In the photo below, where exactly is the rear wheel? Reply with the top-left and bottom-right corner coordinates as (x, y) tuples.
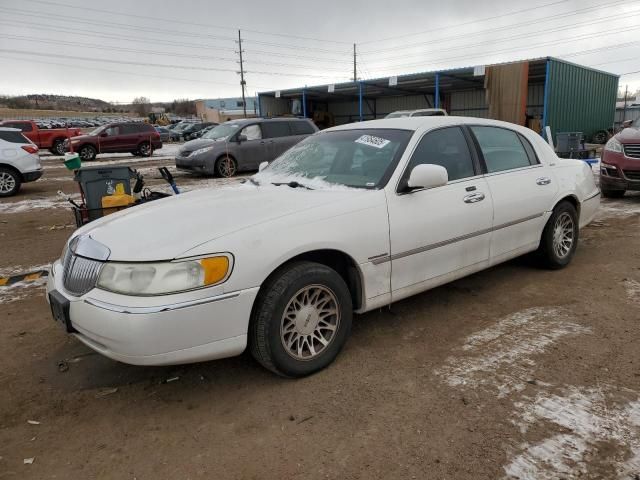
(0, 167), (21, 197)
(250, 261), (353, 377)
(78, 145), (96, 161)
(216, 155), (237, 177)
(138, 142), (152, 157)
(536, 201), (579, 269)
(601, 188), (625, 198)
(52, 139), (66, 155)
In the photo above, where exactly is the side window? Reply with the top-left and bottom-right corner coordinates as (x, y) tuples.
(518, 134), (539, 165)
(240, 124), (262, 141)
(105, 126), (119, 136)
(406, 127), (475, 182)
(470, 126), (531, 173)
(120, 125), (137, 134)
(262, 121), (291, 138)
(19, 122), (33, 132)
(290, 121), (315, 135)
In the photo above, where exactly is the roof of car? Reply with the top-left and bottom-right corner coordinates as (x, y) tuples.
(326, 116), (531, 133)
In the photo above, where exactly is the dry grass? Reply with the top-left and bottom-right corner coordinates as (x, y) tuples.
(0, 108), (133, 120)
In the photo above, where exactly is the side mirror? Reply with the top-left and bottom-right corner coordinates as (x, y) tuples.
(100, 132), (108, 137)
(258, 161), (268, 172)
(407, 164), (448, 190)
(237, 134), (247, 143)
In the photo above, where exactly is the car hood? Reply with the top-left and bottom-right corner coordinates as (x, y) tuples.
(181, 137), (226, 151)
(616, 127), (640, 143)
(69, 134), (94, 142)
(76, 184), (368, 261)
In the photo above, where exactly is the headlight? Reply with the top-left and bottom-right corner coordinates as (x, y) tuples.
(605, 138), (623, 153)
(96, 255), (232, 296)
(191, 146), (215, 156)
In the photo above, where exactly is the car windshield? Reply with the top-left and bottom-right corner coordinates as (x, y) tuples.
(254, 129), (412, 189)
(202, 123), (240, 140)
(89, 125), (107, 136)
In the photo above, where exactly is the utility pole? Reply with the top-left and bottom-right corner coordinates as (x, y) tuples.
(238, 29), (247, 118)
(623, 84), (628, 125)
(353, 43), (357, 82)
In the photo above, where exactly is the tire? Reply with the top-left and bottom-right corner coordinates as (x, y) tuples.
(216, 155), (237, 178)
(536, 201), (579, 269)
(78, 145), (96, 161)
(601, 188), (625, 199)
(52, 139), (66, 155)
(138, 142), (153, 157)
(0, 167), (21, 197)
(249, 261), (353, 378)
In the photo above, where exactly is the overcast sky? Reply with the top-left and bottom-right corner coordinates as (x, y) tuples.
(0, 0), (639, 103)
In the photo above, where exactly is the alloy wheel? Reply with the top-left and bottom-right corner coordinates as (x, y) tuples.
(280, 285), (340, 361)
(218, 157), (236, 177)
(552, 212), (574, 258)
(0, 171), (16, 194)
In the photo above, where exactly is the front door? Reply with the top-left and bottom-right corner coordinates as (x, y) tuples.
(386, 126), (494, 301)
(97, 125), (121, 153)
(468, 126), (559, 263)
(235, 123), (267, 171)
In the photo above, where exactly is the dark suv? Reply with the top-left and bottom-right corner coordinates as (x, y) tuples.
(600, 120), (640, 197)
(175, 118), (318, 177)
(67, 122), (162, 161)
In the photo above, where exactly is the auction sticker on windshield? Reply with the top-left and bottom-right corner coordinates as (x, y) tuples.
(355, 135), (390, 149)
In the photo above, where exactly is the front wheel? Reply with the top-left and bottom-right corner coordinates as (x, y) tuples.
(250, 261), (353, 377)
(52, 139), (66, 155)
(78, 145), (96, 161)
(536, 201), (579, 269)
(0, 167), (21, 197)
(216, 156), (237, 178)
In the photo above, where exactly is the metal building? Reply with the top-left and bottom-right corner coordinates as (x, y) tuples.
(258, 57), (618, 142)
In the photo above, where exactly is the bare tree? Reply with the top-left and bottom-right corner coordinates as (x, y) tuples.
(132, 96), (151, 116)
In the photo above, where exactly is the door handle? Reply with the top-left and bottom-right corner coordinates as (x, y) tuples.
(536, 177), (552, 185)
(463, 192), (485, 203)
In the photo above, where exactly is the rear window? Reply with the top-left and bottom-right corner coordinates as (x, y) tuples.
(2, 122), (32, 132)
(262, 121), (292, 138)
(290, 121), (316, 135)
(0, 130), (29, 143)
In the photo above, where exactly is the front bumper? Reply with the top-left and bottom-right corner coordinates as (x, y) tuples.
(600, 170), (640, 191)
(46, 259), (259, 366)
(175, 154), (212, 174)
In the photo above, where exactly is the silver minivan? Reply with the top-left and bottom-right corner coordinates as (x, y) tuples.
(175, 118), (318, 177)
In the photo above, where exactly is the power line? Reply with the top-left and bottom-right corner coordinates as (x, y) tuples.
(25, 0), (353, 45)
(0, 33), (351, 73)
(365, 24), (640, 74)
(0, 18), (354, 65)
(357, 0), (570, 45)
(0, 6), (352, 56)
(360, 0), (638, 57)
(365, 6), (640, 67)
(0, 48), (351, 80)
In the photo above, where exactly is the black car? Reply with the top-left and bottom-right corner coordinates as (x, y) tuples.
(182, 122), (218, 141)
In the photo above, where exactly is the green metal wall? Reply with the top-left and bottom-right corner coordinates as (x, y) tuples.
(545, 58), (618, 142)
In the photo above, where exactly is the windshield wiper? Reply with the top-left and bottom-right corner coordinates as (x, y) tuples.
(246, 177), (260, 186)
(271, 181), (314, 190)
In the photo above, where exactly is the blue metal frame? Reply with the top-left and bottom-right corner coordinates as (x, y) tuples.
(358, 81), (363, 121)
(435, 73), (440, 109)
(302, 89), (307, 118)
(542, 58), (551, 138)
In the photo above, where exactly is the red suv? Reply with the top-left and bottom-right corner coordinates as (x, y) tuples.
(600, 123), (640, 197)
(67, 122), (162, 161)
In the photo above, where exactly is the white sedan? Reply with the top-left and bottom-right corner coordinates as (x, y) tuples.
(46, 117), (600, 377)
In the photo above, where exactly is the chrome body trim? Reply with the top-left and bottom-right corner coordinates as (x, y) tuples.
(371, 212), (544, 265)
(84, 291), (241, 314)
(584, 190), (601, 201)
(73, 234), (111, 261)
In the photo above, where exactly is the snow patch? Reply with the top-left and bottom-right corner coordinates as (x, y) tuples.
(0, 276), (48, 304)
(0, 196), (72, 214)
(623, 278), (640, 304)
(0, 264), (51, 277)
(435, 307), (591, 397)
(505, 387), (640, 479)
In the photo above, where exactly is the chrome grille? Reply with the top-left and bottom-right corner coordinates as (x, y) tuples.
(623, 144), (640, 158)
(62, 254), (103, 296)
(624, 170), (640, 181)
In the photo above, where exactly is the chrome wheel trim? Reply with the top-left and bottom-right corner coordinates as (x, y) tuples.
(219, 157), (236, 177)
(80, 147), (93, 160)
(552, 212), (574, 258)
(280, 284), (340, 361)
(0, 171), (16, 194)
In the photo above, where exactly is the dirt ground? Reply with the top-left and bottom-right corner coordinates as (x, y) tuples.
(0, 149), (639, 479)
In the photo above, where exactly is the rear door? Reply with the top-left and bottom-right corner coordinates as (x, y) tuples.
(261, 121), (294, 158)
(468, 125), (558, 263)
